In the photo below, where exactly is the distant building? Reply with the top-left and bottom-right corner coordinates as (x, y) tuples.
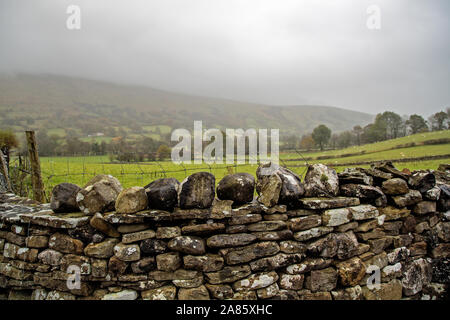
(88, 132), (105, 137)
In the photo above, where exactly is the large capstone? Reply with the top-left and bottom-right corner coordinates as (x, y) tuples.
(256, 163), (305, 208)
(144, 178), (180, 211)
(115, 187), (149, 214)
(255, 164), (282, 207)
(50, 183), (81, 213)
(304, 164), (339, 197)
(217, 173), (255, 205)
(178, 172), (215, 209)
(76, 175), (123, 215)
(276, 167), (305, 208)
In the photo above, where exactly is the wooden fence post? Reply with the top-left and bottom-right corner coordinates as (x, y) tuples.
(26, 131), (45, 202)
(0, 151), (12, 191)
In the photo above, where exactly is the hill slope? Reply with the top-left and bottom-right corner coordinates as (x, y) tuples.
(0, 73), (374, 137)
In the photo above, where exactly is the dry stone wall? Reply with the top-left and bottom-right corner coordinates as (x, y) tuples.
(0, 161), (449, 300)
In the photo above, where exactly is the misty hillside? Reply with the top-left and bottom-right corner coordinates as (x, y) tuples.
(0, 74), (374, 138)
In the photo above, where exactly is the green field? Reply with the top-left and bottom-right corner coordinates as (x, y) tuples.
(11, 130), (450, 200)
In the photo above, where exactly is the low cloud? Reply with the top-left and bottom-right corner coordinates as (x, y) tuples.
(0, 0), (448, 116)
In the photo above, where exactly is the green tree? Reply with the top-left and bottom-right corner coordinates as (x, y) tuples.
(376, 111), (404, 139)
(299, 134), (315, 150)
(353, 125), (363, 146)
(337, 131), (353, 148)
(312, 125), (331, 151)
(0, 130), (19, 167)
(282, 135), (299, 150)
(156, 144), (171, 160)
(406, 114), (428, 134)
(447, 108), (450, 128)
(429, 111), (448, 131)
(36, 130), (59, 156)
(329, 133), (339, 149)
(361, 124), (381, 144)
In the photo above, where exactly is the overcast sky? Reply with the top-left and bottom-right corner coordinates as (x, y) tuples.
(0, 0), (449, 116)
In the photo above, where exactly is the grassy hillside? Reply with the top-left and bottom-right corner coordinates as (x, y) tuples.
(0, 73), (374, 138)
(282, 130), (450, 159)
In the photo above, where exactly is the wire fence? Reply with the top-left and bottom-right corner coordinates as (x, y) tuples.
(8, 151), (312, 201)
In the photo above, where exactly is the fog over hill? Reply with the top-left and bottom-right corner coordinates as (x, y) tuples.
(0, 73), (374, 136)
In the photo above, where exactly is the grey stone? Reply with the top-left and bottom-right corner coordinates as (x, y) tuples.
(294, 227), (334, 242)
(76, 175), (123, 215)
(140, 239), (168, 255)
(84, 238), (120, 258)
(206, 233), (256, 248)
(338, 168), (373, 185)
(392, 190), (422, 207)
(178, 285), (210, 300)
(288, 215), (321, 231)
(122, 229), (156, 244)
(299, 197), (360, 210)
(50, 183), (81, 213)
(178, 172), (215, 209)
(249, 253), (304, 272)
(102, 290), (138, 300)
(305, 267), (338, 292)
(217, 173), (255, 204)
(233, 271), (278, 291)
(142, 285), (177, 300)
(156, 226), (181, 239)
(322, 208), (352, 227)
(408, 172), (436, 193)
(168, 236), (206, 255)
(382, 178), (409, 195)
(402, 258), (432, 296)
(183, 254), (224, 272)
(156, 252), (181, 272)
(256, 164), (282, 207)
(413, 201), (436, 215)
(304, 164), (339, 197)
(145, 178), (180, 211)
(340, 184), (385, 202)
(113, 243), (140, 261)
(225, 242), (280, 265)
(349, 204), (379, 220)
(115, 187), (148, 214)
(205, 265), (252, 284)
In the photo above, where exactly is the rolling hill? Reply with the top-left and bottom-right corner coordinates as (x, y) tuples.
(0, 73), (374, 138)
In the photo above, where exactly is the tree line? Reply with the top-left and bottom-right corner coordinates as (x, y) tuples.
(281, 109), (449, 151)
(1, 109), (448, 165)
(8, 130), (172, 162)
